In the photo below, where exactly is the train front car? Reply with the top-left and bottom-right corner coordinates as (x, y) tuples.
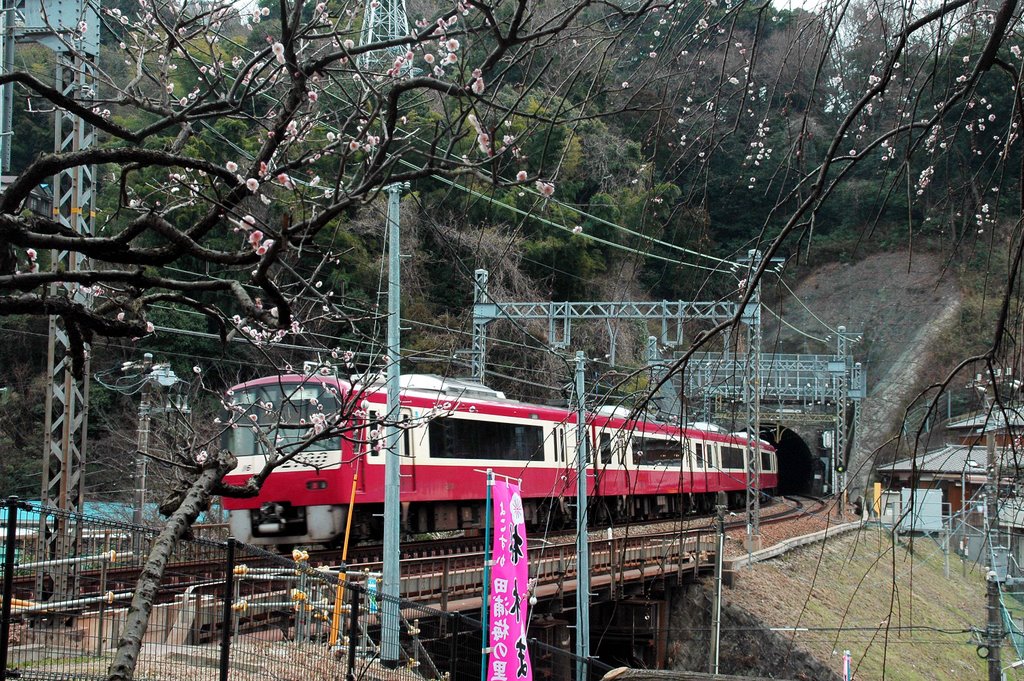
(219, 374), (355, 547)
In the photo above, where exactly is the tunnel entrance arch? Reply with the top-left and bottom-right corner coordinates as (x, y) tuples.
(764, 427), (815, 496)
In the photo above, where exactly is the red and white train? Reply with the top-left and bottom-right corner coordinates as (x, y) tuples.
(220, 372), (778, 547)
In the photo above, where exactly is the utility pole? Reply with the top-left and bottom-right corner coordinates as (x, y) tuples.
(574, 351), (590, 681)
(985, 425), (1002, 681)
(134, 353), (154, 526)
(969, 373), (1005, 681)
(381, 183), (404, 669)
(709, 494), (727, 675)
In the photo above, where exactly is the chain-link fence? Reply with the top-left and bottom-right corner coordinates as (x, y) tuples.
(2, 497), (607, 681)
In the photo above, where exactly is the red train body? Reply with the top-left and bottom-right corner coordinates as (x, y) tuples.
(220, 373), (778, 546)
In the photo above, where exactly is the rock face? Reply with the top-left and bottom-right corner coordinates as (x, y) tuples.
(665, 581), (841, 681)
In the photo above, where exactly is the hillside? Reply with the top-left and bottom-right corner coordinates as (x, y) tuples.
(723, 526), (997, 680)
(769, 251), (964, 499)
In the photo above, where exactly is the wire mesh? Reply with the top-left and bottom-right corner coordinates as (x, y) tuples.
(2, 498), (604, 681)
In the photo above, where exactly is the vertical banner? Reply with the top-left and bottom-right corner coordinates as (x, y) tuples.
(488, 480), (532, 681)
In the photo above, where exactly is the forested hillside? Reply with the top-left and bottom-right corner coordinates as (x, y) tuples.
(4, 0), (1024, 675)
(0, 0), (1020, 525)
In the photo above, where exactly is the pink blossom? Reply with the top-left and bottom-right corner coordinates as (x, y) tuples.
(446, 38), (460, 51)
(471, 78), (485, 94)
(308, 91), (318, 103)
(271, 42), (285, 64)
(276, 172), (293, 188)
(146, 321), (155, 333)
(572, 225), (583, 234)
(516, 170), (528, 181)
(424, 53), (435, 64)
(25, 248), (36, 261)
(226, 161), (238, 172)
(246, 178), (259, 192)
(116, 311), (126, 321)
(249, 230), (264, 246)
(535, 180), (555, 197)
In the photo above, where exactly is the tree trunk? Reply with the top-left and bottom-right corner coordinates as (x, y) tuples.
(106, 456), (234, 680)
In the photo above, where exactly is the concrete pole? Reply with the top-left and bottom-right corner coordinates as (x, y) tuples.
(381, 183), (403, 668)
(574, 352), (590, 681)
(985, 428), (1002, 681)
(134, 353), (153, 527)
(709, 500), (726, 675)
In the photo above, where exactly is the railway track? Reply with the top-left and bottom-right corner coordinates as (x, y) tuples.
(9, 497), (818, 608)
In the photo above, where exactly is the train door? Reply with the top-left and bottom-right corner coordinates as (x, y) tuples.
(400, 409), (415, 492)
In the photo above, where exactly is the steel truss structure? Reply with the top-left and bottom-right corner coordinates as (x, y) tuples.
(682, 334), (867, 495)
(358, 0), (411, 75)
(3, 0), (100, 599)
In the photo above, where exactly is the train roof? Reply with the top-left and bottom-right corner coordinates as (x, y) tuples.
(233, 373), (773, 447)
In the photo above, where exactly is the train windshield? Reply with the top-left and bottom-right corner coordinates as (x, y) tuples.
(222, 381), (342, 458)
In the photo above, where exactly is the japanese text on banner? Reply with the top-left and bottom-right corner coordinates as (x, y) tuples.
(488, 480), (532, 681)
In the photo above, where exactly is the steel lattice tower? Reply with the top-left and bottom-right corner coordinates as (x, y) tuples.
(7, 0), (100, 599)
(358, 0), (411, 75)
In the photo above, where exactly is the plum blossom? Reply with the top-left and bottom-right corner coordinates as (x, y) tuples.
(226, 161), (238, 172)
(271, 42), (285, 64)
(146, 321), (155, 333)
(246, 178), (260, 192)
(535, 180), (555, 197)
(516, 170), (528, 181)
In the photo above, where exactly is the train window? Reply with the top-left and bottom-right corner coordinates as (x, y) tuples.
(402, 413), (412, 458)
(599, 433), (612, 464)
(633, 437), (682, 465)
(554, 427), (566, 463)
(721, 446), (745, 470)
(694, 443), (704, 467)
(428, 417), (543, 461)
(761, 450), (772, 472)
(222, 383), (340, 457)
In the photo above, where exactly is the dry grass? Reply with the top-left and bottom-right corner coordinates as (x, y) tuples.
(725, 526), (1006, 680)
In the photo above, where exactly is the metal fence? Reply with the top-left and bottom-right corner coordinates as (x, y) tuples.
(1, 497), (606, 681)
